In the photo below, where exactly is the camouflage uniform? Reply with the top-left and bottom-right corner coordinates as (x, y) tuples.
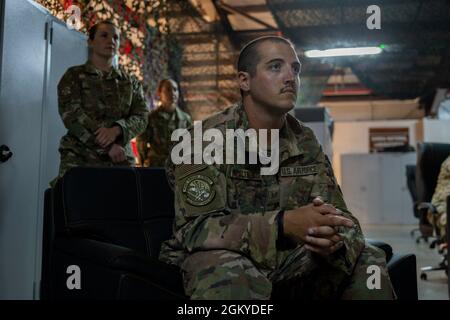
(159, 103), (395, 300)
(136, 106), (192, 167)
(53, 61), (148, 184)
(429, 155), (450, 238)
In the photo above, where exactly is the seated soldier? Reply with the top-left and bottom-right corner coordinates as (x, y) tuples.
(428, 155), (450, 246)
(159, 36), (396, 300)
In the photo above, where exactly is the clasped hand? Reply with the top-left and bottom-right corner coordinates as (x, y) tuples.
(95, 126), (121, 148)
(94, 126), (126, 163)
(107, 143), (126, 163)
(283, 197), (355, 257)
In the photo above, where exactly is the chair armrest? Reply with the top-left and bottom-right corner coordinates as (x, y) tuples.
(366, 238), (393, 263)
(54, 237), (185, 296)
(387, 253), (418, 300)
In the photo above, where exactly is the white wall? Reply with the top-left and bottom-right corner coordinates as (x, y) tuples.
(332, 120), (418, 184)
(423, 119), (450, 143)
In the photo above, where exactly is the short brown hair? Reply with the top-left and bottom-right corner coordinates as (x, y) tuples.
(237, 36), (295, 77)
(88, 20), (119, 40)
(157, 78), (177, 95)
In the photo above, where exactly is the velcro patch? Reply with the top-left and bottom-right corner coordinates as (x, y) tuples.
(280, 165), (318, 177)
(176, 163), (208, 180)
(182, 174), (215, 206)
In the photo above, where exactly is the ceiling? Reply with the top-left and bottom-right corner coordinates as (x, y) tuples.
(174, 0), (450, 115)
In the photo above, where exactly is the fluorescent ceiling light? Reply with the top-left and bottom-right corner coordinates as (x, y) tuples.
(305, 47), (383, 58)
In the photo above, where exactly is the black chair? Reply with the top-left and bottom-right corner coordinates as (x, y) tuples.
(40, 167), (186, 300)
(415, 142), (450, 280)
(41, 167), (417, 300)
(406, 164), (426, 242)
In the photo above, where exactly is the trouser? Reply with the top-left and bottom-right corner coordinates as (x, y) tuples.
(427, 211), (447, 239)
(180, 243), (396, 300)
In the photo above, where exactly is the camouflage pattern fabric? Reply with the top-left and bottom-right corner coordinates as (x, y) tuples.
(159, 102), (395, 300)
(429, 155), (450, 238)
(53, 61), (148, 185)
(181, 244), (394, 300)
(136, 106), (192, 167)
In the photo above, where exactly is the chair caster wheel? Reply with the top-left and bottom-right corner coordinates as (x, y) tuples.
(420, 273), (427, 280)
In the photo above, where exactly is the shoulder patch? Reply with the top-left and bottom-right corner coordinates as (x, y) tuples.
(182, 174), (215, 206)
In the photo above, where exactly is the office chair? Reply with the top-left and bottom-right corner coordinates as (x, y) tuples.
(40, 167), (186, 300)
(406, 164), (433, 243)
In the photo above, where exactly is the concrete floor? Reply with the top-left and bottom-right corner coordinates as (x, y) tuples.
(362, 224), (449, 300)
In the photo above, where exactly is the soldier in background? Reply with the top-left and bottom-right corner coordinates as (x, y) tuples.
(429, 155), (450, 242)
(52, 20), (148, 185)
(136, 79), (192, 167)
(159, 36), (396, 299)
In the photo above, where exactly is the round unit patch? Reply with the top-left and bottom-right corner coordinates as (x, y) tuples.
(182, 174), (216, 206)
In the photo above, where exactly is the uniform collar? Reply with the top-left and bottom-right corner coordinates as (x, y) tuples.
(155, 106), (181, 120)
(279, 114), (304, 163)
(84, 60), (122, 79)
(231, 102), (304, 163)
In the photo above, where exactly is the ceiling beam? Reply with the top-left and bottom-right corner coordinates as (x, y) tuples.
(279, 21), (450, 48)
(216, 0), (278, 30)
(226, 4), (269, 13)
(267, 0), (441, 11)
(212, 0), (240, 50)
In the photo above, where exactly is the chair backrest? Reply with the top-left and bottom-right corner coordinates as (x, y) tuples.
(416, 143), (450, 203)
(52, 167), (175, 257)
(406, 164), (418, 202)
(137, 168), (175, 257)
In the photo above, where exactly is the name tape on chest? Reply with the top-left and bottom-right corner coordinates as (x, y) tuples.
(230, 164), (319, 179)
(280, 165), (318, 177)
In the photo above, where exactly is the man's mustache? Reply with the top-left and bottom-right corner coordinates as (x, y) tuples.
(280, 85), (298, 93)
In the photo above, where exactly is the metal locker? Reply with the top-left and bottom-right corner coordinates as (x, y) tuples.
(0, 0), (87, 299)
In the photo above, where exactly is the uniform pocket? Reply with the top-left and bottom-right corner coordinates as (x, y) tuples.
(229, 177), (266, 214)
(118, 81), (133, 111)
(279, 175), (315, 210)
(80, 78), (103, 110)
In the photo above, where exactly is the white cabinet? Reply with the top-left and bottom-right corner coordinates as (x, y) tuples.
(341, 152), (417, 225)
(0, 0), (87, 299)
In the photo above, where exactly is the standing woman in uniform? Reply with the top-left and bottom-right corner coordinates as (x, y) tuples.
(136, 79), (192, 167)
(53, 20), (148, 185)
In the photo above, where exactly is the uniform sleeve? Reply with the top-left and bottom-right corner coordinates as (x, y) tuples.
(314, 148), (365, 276)
(166, 160), (280, 269)
(114, 77), (149, 144)
(58, 69), (98, 144)
(431, 157), (450, 215)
